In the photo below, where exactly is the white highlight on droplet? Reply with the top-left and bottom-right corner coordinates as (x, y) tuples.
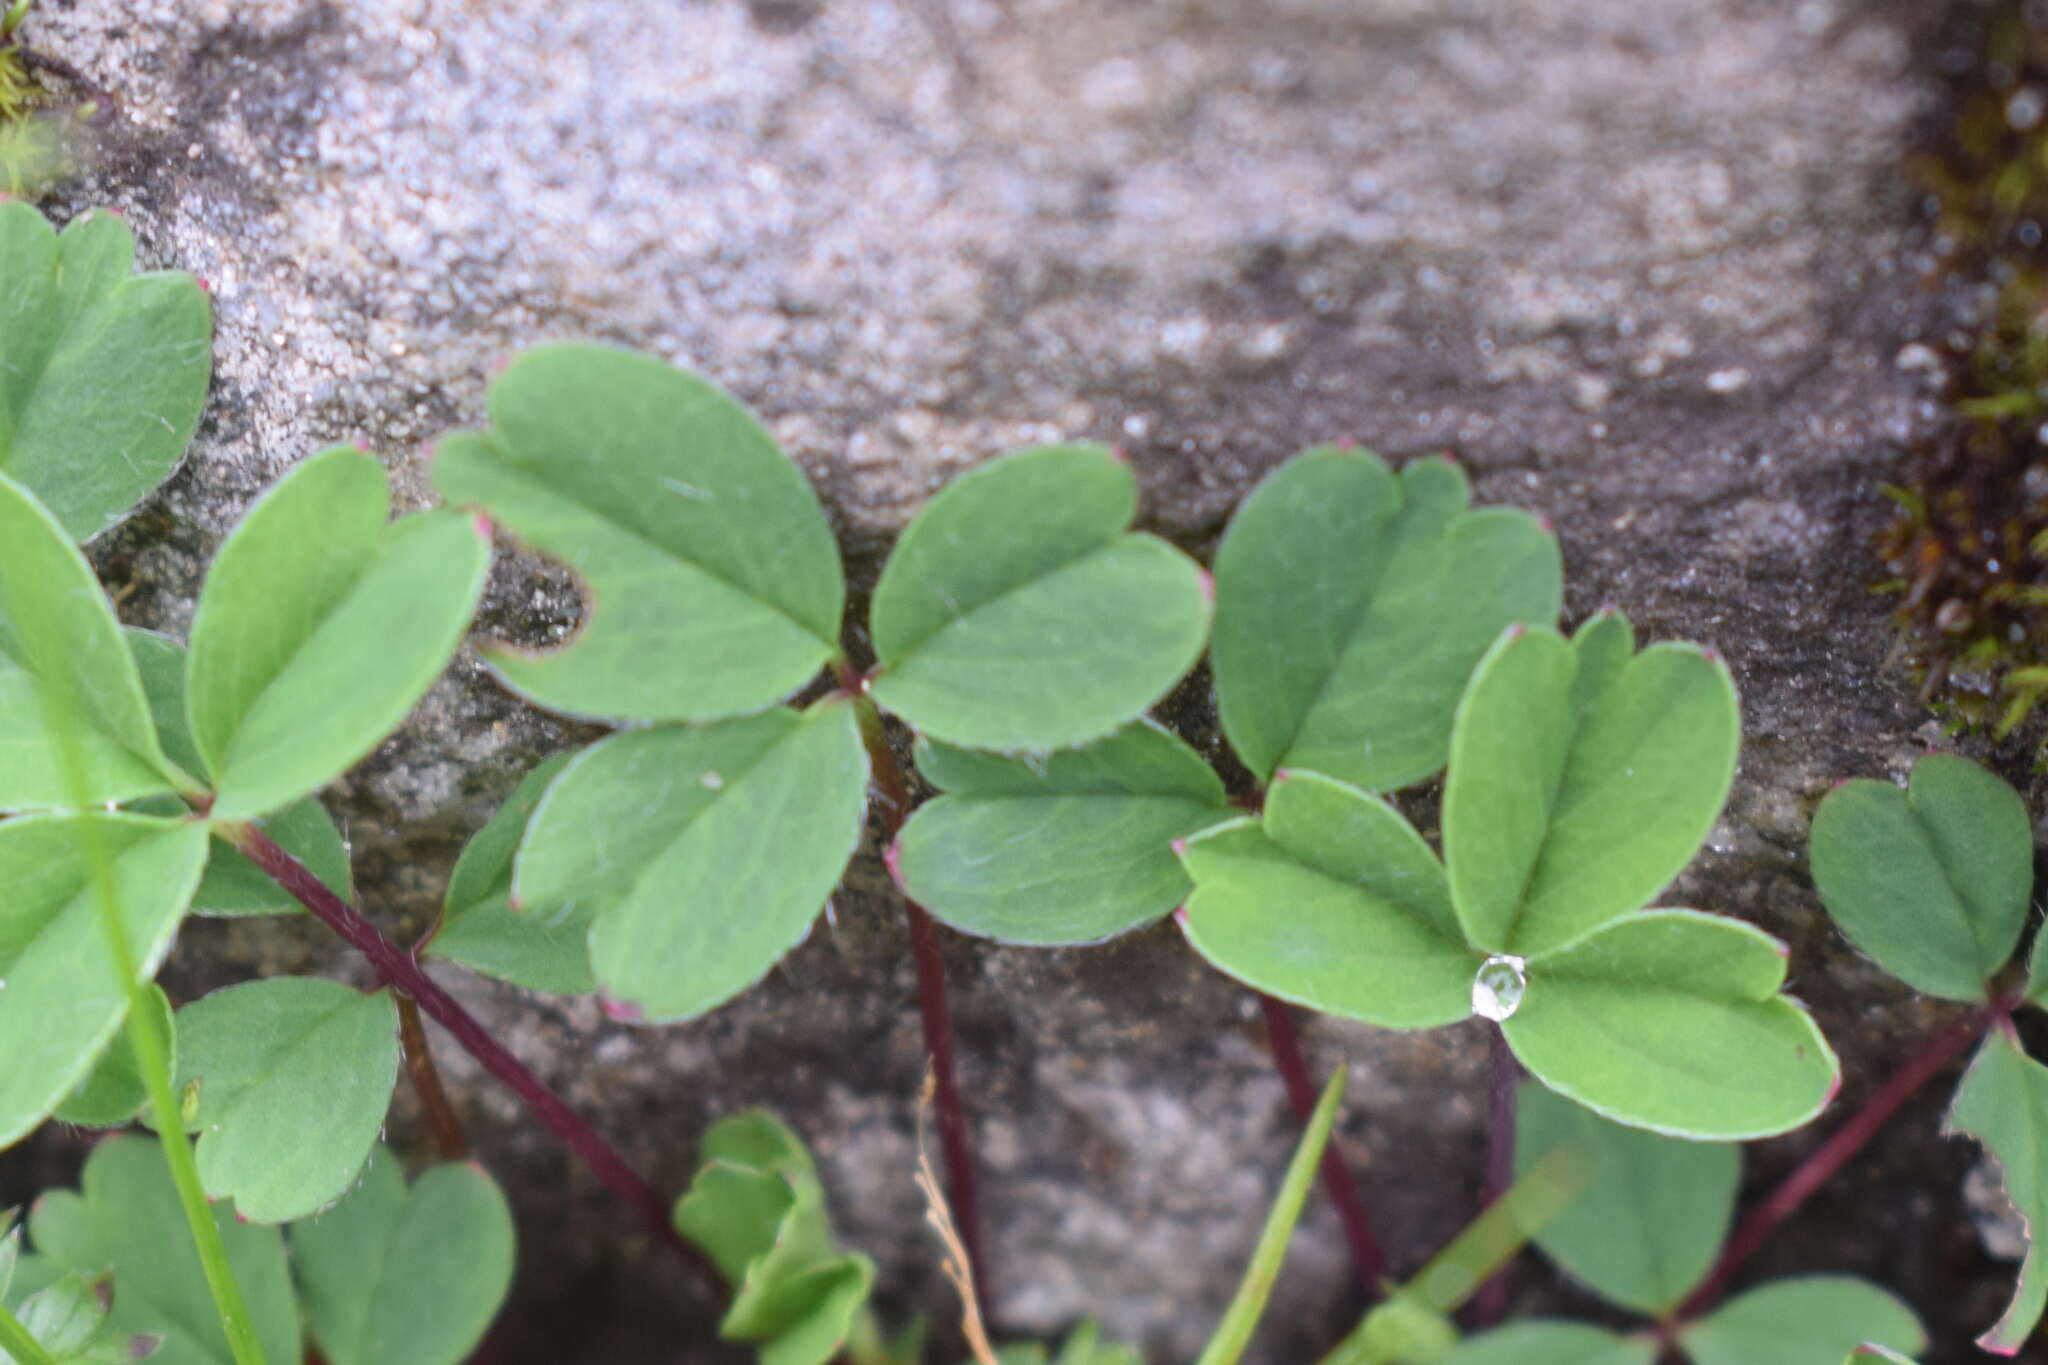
(1471, 954), (1528, 1022)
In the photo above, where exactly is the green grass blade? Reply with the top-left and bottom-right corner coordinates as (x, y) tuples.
(0, 1296), (57, 1365)
(1194, 1068), (1345, 1365)
(35, 669), (266, 1362)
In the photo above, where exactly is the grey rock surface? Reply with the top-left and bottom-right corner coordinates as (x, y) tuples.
(4, 0), (2015, 1359)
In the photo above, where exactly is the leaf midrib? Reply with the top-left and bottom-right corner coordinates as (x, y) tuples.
(878, 533), (1143, 672)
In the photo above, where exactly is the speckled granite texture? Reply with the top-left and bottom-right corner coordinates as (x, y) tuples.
(2, 0), (2023, 1360)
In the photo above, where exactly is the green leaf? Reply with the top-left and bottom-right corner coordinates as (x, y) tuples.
(1194, 1068), (1344, 1365)
(1443, 619), (1739, 957)
(1843, 1347), (1918, 1363)
(1177, 773), (1472, 1029)
(430, 343), (843, 722)
(1947, 1026), (2048, 1353)
(291, 1146), (515, 1365)
(1210, 449), (1561, 791)
(0, 203), (212, 542)
(675, 1113), (875, 1365)
(894, 720), (1231, 944)
(0, 815), (205, 1147)
(1324, 1294), (1458, 1365)
(1514, 1082), (1738, 1313)
(1679, 1277), (1926, 1365)
(24, 1136), (298, 1365)
(426, 754), (594, 994)
(1810, 755), (2032, 1003)
(14, 1269), (167, 1365)
(174, 977), (400, 1223)
(2028, 926), (2048, 1012)
(1434, 1323), (1653, 1365)
(0, 474), (191, 810)
(1050, 1322), (1142, 1365)
(516, 702), (868, 1021)
(1503, 910), (1838, 1139)
(186, 447), (489, 819)
(54, 984), (175, 1129)
(127, 628), (352, 916)
(868, 444), (1211, 751)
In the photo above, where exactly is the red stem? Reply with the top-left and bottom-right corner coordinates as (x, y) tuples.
(1258, 993), (1387, 1292)
(1471, 1024), (1519, 1326)
(396, 992), (470, 1161)
(225, 823), (723, 1299)
(848, 676), (988, 1306)
(1672, 1005), (1993, 1322)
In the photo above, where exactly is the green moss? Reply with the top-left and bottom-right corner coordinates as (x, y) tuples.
(1884, 1), (2048, 738)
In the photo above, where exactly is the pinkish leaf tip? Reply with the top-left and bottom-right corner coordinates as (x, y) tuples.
(600, 996), (646, 1024)
(884, 842), (906, 883)
(1170, 838), (1190, 858)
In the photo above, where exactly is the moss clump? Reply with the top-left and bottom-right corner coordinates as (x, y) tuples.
(1883, 1), (2048, 736)
(0, 2), (69, 197)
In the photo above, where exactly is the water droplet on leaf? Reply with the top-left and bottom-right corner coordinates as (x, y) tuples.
(1471, 955), (1527, 1022)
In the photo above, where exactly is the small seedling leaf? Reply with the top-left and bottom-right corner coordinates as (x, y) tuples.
(1946, 1026), (2048, 1353)
(1514, 1082), (1738, 1314)
(188, 447), (490, 820)
(0, 203), (213, 542)
(675, 1113), (875, 1365)
(1810, 755), (2032, 1003)
(290, 1145), (515, 1365)
(516, 702), (868, 1022)
(0, 815), (205, 1147)
(869, 444), (1211, 751)
(1210, 448), (1561, 790)
(54, 984), (175, 1129)
(1435, 1322), (1654, 1365)
(174, 977), (400, 1224)
(0, 474), (191, 809)
(24, 1136), (299, 1365)
(1503, 910), (1837, 1139)
(1177, 773), (1473, 1029)
(430, 344), (844, 722)
(896, 720), (1232, 944)
(1444, 621), (1739, 957)
(427, 753), (594, 994)
(127, 628), (351, 916)
(1677, 1277), (1926, 1365)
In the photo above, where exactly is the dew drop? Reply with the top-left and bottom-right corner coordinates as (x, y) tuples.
(1471, 955), (1528, 1022)
(699, 770), (725, 791)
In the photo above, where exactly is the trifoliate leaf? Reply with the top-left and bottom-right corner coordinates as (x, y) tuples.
(24, 1136), (299, 1365)
(1177, 773), (1472, 1029)
(869, 444), (1210, 751)
(1811, 755), (2032, 1003)
(1436, 1322), (1653, 1365)
(174, 977), (399, 1223)
(0, 474), (192, 810)
(0, 815), (205, 1147)
(515, 702), (868, 1021)
(1514, 1082), (1738, 1314)
(290, 1146), (515, 1365)
(126, 628), (352, 915)
(1210, 448), (1560, 791)
(895, 720), (1232, 944)
(1947, 1026), (2048, 1353)
(186, 447), (490, 820)
(426, 754), (594, 994)
(1678, 1277), (1926, 1365)
(1504, 910), (1837, 1140)
(54, 984), (175, 1129)
(1443, 617), (1738, 957)
(430, 344), (844, 723)
(0, 203), (212, 542)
